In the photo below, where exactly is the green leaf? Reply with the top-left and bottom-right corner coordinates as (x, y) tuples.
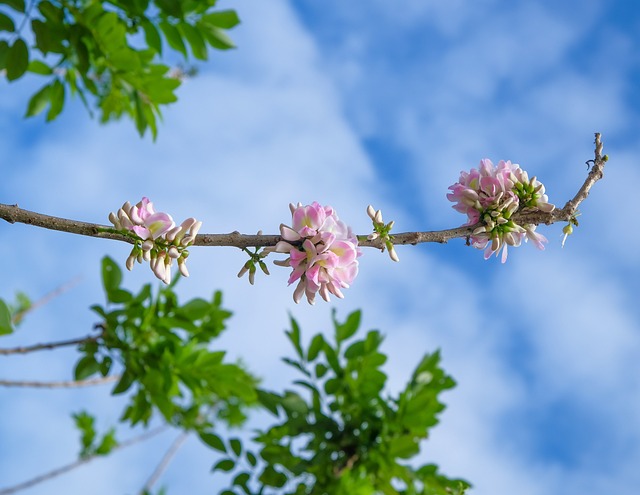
(0, 12), (15, 32)
(202, 10), (240, 29)
(229, 437), (242, 457)
(285, 316), (303, 359)
(178, 22), (207, 60)
(211, 458), (235, 473)
(101, 256), (122, 294)
(199, 432), (226, 453)
(25, 83), (51, 117)
(344, 340), (365, 359)
(0, 299), (14, 335)
(95, 428), (118, 455)
(27, 60), (53, 75)
(259, 466), (287, 488)
(142, 20), (162, 54)
(159, 20), (187, 57)
(5, 38), (28, 81)
(38, 1), (63, 24)
(46, 79), (65, 121)
(388, 435), (420, 459)
(307, 333), (324, 361)
(74, 355), (101, 380)
(0, 0), (25, 13)
(0, 40), (9, 70)
(335, 310), (361, 343)
(256, 389), (280, 416)
(112, 369), (135, 395)
(232, 472), (250, 488)
(198, 23), (236, 50)
(246, 451), (257, 467)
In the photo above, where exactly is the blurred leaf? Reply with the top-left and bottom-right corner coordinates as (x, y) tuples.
(0, 299), (14, 335)
(286, 316), (303, 359)
(142, 20), (162, 54)
(335, 309), (361, 343)
(178, 22), (207, 60)
(0, 40), (8, 70)
(202, 10), (240, 29)
(101, 256), (122, 294)
(0, 0), (24, 13)
(74, 355), (101, 380)
(229, 438), (242, 457)
(0, 12), (15, 32)
(25, 83), (52, 117)
(46, 79), (65, 121)
(159, 21), (187, 57)
(27, 60), (53, 75)
(199, 432), (226, 453)
(307, 334), (324, 362)
(198, 23), (235, 50)
(5, 38), (28, 81)
(212, 458), (235, 473)
(112, 369), (135, 395)
(95, 428), (118, 455)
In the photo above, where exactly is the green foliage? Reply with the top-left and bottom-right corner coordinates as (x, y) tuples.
(216, 311), (470, 495)
(82, 256), (258, 437)
(72, 410), (118, 458)
(0, 298), (14, 335)
(1, 0), (240, 138)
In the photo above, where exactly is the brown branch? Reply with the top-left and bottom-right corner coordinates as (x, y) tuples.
(140, 431), (189, 494)
(0, 375), (120, 388)
(0, 425), (168, 495)
(0, 331), (102, 356)
(0, 133), (607, 249)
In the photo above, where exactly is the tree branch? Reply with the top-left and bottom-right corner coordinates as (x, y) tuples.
(0, 426), (168, 495)
(0, 331), (102, 356)
(0, 133), (607, 249)
(139, 431), (190, 494)
(0, 375), (120, 388)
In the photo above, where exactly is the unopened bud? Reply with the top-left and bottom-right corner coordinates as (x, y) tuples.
(388, 244), (399, 262)
(126, 254), (135, 271)
(178, 258), (189, 277)
(374, 210), (383, 224)
(367, 205), (376, 220)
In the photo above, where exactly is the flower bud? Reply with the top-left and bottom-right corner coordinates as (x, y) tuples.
(367, 205), (376, 220)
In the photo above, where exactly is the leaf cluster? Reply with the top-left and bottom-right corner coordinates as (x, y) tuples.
(0, 0), (240, 138)
(72, 410), (118, 458)
(214, 311), (470, 495)
(77, 256), (257, 437)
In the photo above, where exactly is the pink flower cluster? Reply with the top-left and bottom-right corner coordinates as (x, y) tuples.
(109, 198), (201, 283)
(447, 159), (554, 262)
(273, 202), (359, 304)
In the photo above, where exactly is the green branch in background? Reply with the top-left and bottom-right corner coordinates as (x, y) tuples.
(0, 0), (240, 138)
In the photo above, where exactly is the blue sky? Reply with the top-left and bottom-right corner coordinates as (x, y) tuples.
(1, 0), (639, 494)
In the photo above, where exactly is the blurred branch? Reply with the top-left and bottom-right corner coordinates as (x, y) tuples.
(0, 133), (607, 249)
(0, 426), (168, 495)
(0, 375), (120, 388)
(140, 431), (190, 495)
(11, 277), (82, 325)
(0, 330), (102, 356)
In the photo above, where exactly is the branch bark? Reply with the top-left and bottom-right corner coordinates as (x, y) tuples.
(0, 133), (607, 250)
(0, 375), (120, 388)
(0, 332), (102, 356)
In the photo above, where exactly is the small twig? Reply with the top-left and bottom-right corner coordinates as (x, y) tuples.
(0, 331), (101, 356)
(0, 375), (120, 388)
(0, 425), (168, 495)
(140, 431), (190, 494)
(11, 276), (82, 325)
(0, 133), (608, 249)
